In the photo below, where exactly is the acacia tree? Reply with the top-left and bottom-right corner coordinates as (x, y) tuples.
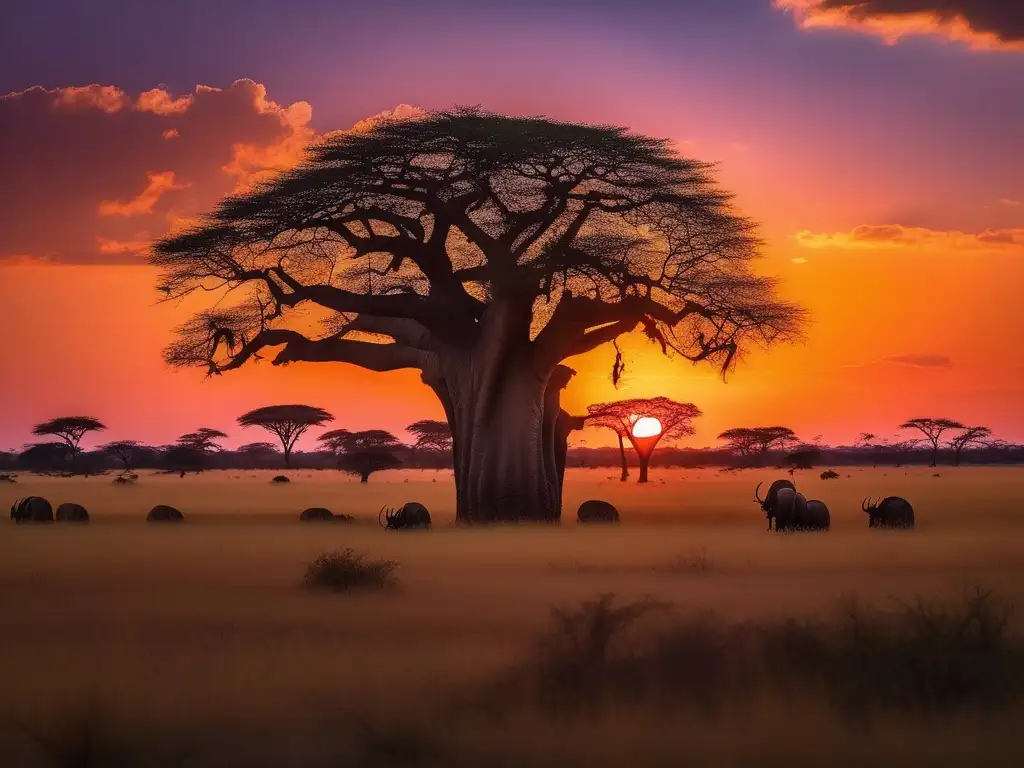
(406, 419), (453, 467)
(336, 429), (404, 482)
(100, 439), (146, 472)
(177, 428), (228, 453)
(586, 397), (702, 483)
(237, 405), (334, 467)
(947, 425), (992, 467)
(717, 427), (798, 458)
(19, 442), (71, 473)
(153, 108), (802, 522)
(238, 441), (281, 455)
(32, 416), (106, 458)
(317, 428), (352, 456)
(899, 418), (964, 467)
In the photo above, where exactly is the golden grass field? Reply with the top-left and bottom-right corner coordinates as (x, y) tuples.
(3, 466), (1024, 766)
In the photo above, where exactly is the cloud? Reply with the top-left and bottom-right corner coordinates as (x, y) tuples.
(794, 224), (1024, 252)
(791, 257), (808, 264)
(881, 354), (953, 368)
(1000, 198), (1021, 207)
(98, 171), (188, 216)
(0, 79), (316, 264)
(776, 1), (1024, 51)
(348, 103), (425, 134)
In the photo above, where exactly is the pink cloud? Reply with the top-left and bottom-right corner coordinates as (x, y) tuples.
(98, 171), (188, 216)
(795, 224), (1024, 251)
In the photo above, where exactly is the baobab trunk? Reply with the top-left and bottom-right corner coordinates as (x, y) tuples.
(638, 456), (650, 484)
(617, 433), (629, 482)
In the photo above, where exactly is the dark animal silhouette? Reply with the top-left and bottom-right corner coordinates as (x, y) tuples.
(112, 474), (138, 485)
(272, 475), (291, 484)
(380, 502), (431, 530)
(753, 480), (795, 530)
(11, 496), (53, 523)
(801, 499), (831, 531)
(771, 488), (809, 532)
(56, 503), (89, 522)
(577, 500), (620, 524)
(863, 496), (915, 529)
(299, 507), (334, 521)
(820, 470), (840, 480)
(147, 505), (184, 522)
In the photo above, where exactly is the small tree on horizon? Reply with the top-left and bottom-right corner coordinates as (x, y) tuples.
(238, 441), (281, 455)
(717, 426), (798, 461)
(336, 429), (404, 483)
(586, 397), (702, 483)
(406, 419), (453, 467)
(100, 439), (146, 472)
(18, 442), (72, 473)
(237, 405), (334, 467)
(947, 425), (993, 467)
(899, 418), (964, 467)
(177, 428), (228, 453)
(317, 429), (353, 456)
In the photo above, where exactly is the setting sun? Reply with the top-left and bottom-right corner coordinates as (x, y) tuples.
(631, 416), (663, 439)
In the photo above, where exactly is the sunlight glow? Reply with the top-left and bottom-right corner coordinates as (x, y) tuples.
(631, 416), (663, 439)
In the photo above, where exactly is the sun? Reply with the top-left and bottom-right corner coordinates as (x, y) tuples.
(631, 416), (663, 439)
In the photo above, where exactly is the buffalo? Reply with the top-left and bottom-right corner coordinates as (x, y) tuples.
(300, 507), (334, 522)
(577, 500), (620, 524)
(753, 480), (796, 530)
(801, 500), (831, 531)
(55, 503), (90, 522)
(11, 496), (54, 524)
(863, 496), (915, 529)
(380, 502), (431, 530)
(147, 505), (184, 522)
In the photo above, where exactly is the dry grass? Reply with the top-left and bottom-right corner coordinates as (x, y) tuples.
(2, 467), (1024, 765)
(303, 548), (398, 592)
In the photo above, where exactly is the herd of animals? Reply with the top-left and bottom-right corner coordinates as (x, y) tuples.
(8, 477), (914, 530)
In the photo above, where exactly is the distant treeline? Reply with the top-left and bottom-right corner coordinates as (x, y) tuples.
(2, 443), (1021, 476)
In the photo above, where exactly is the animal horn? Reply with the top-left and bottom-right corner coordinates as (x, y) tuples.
(861, 497), (869, 512)
(379, 505), (388, 528)
(754, 482), (763, 503)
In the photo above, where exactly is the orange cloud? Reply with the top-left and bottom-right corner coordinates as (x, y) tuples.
(162, 128), (180, 140)
(53, 84), (131, 112)
(794, 224), (1024, 251)
(98, 171), (188, 216)
(96, 237), (151, 256)
(348, 103), (426, 134)
(136, 88), (194, 115)
(776, 1), (1024, 51)
(1000, 198), (1021, 207)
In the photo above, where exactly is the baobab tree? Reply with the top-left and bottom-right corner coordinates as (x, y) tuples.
(32, 416), (106, 458)
(335, 430), (404, 482)
(899, 418), (964, 467)
(947, 425), (992, 467)
(153, 107), (803, 522)
(237, 405), (333, 467)
(717, 427), (798, 459)
(586, 397), (702, 482)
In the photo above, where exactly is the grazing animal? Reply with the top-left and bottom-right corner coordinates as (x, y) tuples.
(10, 496), (54, 524)
(577, 500), (620, 524)
(753, 480), (796, 530)
(299, 507), (334, 521)
(147, 505), (184, 522)
(56, 503), (89, 522)
(802, 500), (831, 531)
(820, 470), (840, 480)
(271, 475), (291, 484)
(380, 502), (431, 530)
(862, 496), (915, 529)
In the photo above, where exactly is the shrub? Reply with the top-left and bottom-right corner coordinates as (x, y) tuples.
(302, 549), (398, 592)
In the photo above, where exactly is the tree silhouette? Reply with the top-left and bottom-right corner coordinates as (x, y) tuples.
(947, 425), (992, 467)
(586, 397), (702, 483)
(153, 107), (803, 522)
(100, 439), (146, 471)
(32, 416), (106, 457)
(406, 419), (453, 468)
(717, 426), (798, 458)
(176, 428), (228, 453)
(317, 429), (353, 456)
(335, 429), (404, 483)
(237, 405), (333, 467)
(238, 441), (281, 456)
(19, 442), (71, 473)
(162, 444), (208, 473)
(899, 418), (964, 467)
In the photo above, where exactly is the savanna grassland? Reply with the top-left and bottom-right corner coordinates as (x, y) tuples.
(3, 466), (1024, 766)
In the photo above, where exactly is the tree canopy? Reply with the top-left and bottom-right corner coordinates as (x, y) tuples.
(151, 107), (804, 522)
(947, 425), (993, 466)
(586, 396), (702, 482)
(100, 439), (147, 471)
(335, 429), (404, 482)
(32, 416), (106, 453)
(899, 418), (964, 467)
(717, 426), (798, 456)
(177, 428), (228, 453)
(406, 419), (453, 453)
(237, 404), (333, 466)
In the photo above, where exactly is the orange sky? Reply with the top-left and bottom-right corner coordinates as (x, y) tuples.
(2, 2), (1023, 451)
